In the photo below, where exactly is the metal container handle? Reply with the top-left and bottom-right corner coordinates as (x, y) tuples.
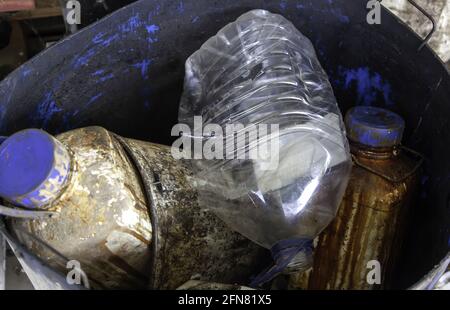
(406, 0), (436, 51)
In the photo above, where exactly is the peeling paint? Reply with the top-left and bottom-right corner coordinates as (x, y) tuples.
(132, 59), (152, 79)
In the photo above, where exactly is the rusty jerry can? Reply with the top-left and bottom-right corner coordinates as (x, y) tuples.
(289, 106), (423, 290)
(0, 126), (264, 289)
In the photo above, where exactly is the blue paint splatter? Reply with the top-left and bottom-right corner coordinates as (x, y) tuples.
(191, 16), (199, 24)
(146, 24), (160, 43)
(92, 32), (119, 47)
(296, 3), (305, 9)
(92, 69), (105, 76)
(92, 70), (114, 83)
(132, 59), (152, 79)
(146, 24), (159, 34)
(98, 33), (120, 47)
(34, 92), (62, 128)
(120, 14), (142, 33)
(22, 68), (32, 78)
(73, 49), (96, 69)
(98, 73), (114, 83)
(92, 32), (105, 43)
(85, 93), (103, 107)
(338, 66), (394, 106)
(280, 0), (287, 10)
(177, 1), (185, 14)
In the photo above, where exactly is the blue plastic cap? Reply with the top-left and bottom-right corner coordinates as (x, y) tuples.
(345, 106), (405, 148)
(0, 129), (71, 209)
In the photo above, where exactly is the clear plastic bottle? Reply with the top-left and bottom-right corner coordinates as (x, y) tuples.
(179, 10), (352, 285)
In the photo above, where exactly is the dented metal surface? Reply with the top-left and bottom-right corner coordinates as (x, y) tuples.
(290, 144), (421, 290)
(7, 127), (265, 289)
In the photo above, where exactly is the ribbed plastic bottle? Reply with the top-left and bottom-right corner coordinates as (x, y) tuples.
(179, 9), (352, 287)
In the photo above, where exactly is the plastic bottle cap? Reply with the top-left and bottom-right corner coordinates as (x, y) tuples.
(345, 106), (405, 148)
(0, 129), (71, 209)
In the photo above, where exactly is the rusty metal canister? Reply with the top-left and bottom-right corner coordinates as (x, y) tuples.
(289, 106), (422, 290)
(1, 126), (264, 289)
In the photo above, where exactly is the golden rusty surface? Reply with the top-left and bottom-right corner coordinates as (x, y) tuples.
(9, 127), (152, 289)
(290, 148), (420, 290)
